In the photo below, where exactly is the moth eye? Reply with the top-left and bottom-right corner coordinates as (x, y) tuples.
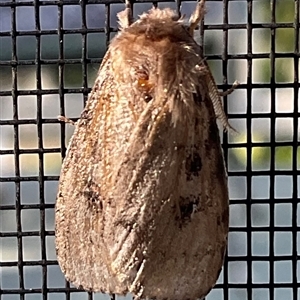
(137, 74), (154, 102)
(144, 93), (153, 103)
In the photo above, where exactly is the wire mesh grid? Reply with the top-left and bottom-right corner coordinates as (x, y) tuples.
(0, 0), (299, 299)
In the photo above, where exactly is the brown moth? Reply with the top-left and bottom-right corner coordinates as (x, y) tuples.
(55, 0), (236, 299)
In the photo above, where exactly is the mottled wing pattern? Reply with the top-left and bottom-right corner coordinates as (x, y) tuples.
(101, 89), (229, 300)
(55, 50), (140, 292)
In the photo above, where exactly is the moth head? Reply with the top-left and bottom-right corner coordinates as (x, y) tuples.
(111, 5), (207, 110)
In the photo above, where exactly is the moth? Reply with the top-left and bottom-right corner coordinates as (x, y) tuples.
(55, 0), (236, 299)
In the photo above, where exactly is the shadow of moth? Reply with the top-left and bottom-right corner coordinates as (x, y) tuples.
(55, 0), (236, 299)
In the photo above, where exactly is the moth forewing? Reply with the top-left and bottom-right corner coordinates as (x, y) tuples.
(55, 1), (231, 299)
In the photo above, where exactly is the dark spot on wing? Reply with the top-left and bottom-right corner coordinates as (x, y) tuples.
(82, 181), (103, 212)
(185, 151), (202, 181)
(177, 195), (200, 223)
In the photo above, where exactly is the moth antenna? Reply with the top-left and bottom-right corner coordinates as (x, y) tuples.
(117, 0), (133, 29)
(206, 72), (237, 133)
(189, 0), (206, 37)
(219, 80), (239, 97)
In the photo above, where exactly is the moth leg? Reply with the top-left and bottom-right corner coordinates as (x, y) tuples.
(117, 0), (133, 29)
(219, 80), (239, 97)
(57, 115), (75, 125)
(189, 0), (206, 37)
(109, 294), (116, 300)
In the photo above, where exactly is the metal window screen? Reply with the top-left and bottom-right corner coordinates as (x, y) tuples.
(0, 0), (299, 299)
